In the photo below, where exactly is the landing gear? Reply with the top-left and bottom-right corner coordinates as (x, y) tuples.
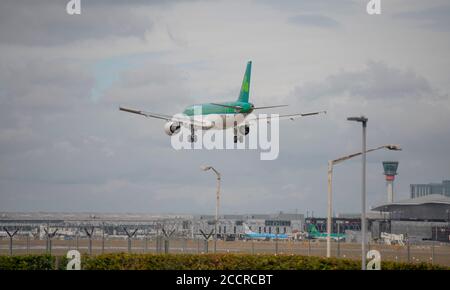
(233, 135), (244, 143)
(188, 125), (197, 143)
(188, 135), (197, 143)
(233, 122), (244, 143)
(233, 121), (238, 143)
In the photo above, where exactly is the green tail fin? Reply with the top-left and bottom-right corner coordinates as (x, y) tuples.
(308, 224), (319, 233)
(237, 61), (252, 103)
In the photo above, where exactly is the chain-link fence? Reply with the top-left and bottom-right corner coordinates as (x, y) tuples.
(1, 236), (449, 267)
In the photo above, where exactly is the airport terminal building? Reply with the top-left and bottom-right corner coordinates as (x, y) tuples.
(0, 212), (305, 241)
(193, 212), (304, 239)
(371, 194), (450, 242)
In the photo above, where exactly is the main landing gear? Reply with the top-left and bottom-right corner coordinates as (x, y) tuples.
(233, 122), (244, 143)
(188, 125), (197, 143)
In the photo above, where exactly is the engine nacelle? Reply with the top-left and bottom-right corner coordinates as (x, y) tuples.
(164, 121), (181, 136)
(238, 124), (250, 136)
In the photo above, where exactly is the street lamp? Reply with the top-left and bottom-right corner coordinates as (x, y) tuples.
(201, 165), (221, 253)
(347, 116), (368, 270)
(327, 136), (401, 269)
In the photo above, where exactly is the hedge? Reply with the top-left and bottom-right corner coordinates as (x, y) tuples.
(0, 253), (448, 270)
(0, 255), (55, 270)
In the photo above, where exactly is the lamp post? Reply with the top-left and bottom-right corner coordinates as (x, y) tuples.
(201, 165), (221, 253)
(326, 143), (401, 259)
(347, 116), (369, 269)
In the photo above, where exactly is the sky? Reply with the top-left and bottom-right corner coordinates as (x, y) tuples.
(0, 0), (449, 216)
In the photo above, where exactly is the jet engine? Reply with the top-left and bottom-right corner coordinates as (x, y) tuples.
(164, 121), (181, 136)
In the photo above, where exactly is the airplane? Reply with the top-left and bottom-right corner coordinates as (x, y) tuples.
(119, 61), (326, 143)
(306, 223), (345, 241)
(242, 223), (289, 240)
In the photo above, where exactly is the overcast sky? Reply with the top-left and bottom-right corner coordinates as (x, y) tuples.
(0, 0), (449, 216)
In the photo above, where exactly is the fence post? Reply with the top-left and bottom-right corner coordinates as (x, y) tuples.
(9, 236), (13, 256)
(44, 227), (58, 256)
(4, 228), (19, 256)
(407, 238), (410, 263)
(164, 239), (169, 254)
(84, 227), (94, 255)
(337, 222), (341, 257)
(199, 229), (214, 253)
(204, 239), (209, 253)
(161, 227), (176, 254)
(337, 238), (340, 257)
(431, 243), (434, 265)
(123, 227), (138, 254)
(26, 234), (30, 254)
(275, 228), (279, 254)
(102, 224), (105, 254)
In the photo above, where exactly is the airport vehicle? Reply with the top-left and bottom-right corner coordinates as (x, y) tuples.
(242, 223), (289, 240)
(120, 61), (326, 142)
(381, 232), (405, 246)
(306, 224), (345, 241)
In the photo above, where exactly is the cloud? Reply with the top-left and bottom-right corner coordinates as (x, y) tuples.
(259, 0), (357, 13)
(0, 58), (95, 111)
(103, 59), (194, 112)
(395, 5), (450, 32)
(291, 62), (434, 101)
(0, 0), (154, 46)
(288, 14), (340, 28)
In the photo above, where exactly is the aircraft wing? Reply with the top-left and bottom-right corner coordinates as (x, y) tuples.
(244, 110), (327, 123)
(119, 106), (213, 129)
(119, 107), (173, 121)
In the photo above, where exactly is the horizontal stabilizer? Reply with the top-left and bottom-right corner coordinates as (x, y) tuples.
(210, 103), (243, 111)
(252, 104), (288, 110)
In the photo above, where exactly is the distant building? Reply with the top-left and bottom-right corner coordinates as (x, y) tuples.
(372, 194), (450, 221)
(371, 194), (450, 241)
(194, 213), (304, 238)
(410, 180), (450, 198)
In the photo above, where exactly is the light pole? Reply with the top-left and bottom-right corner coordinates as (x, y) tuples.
(347, 116), (369, 269)
(326, 143), (401, 258)
(201, 165), (221, 253)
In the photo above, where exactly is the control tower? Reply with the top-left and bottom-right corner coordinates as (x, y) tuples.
(382, 161), (399, 203)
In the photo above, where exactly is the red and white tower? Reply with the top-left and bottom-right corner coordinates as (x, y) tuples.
(382, 161), (399, 203)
